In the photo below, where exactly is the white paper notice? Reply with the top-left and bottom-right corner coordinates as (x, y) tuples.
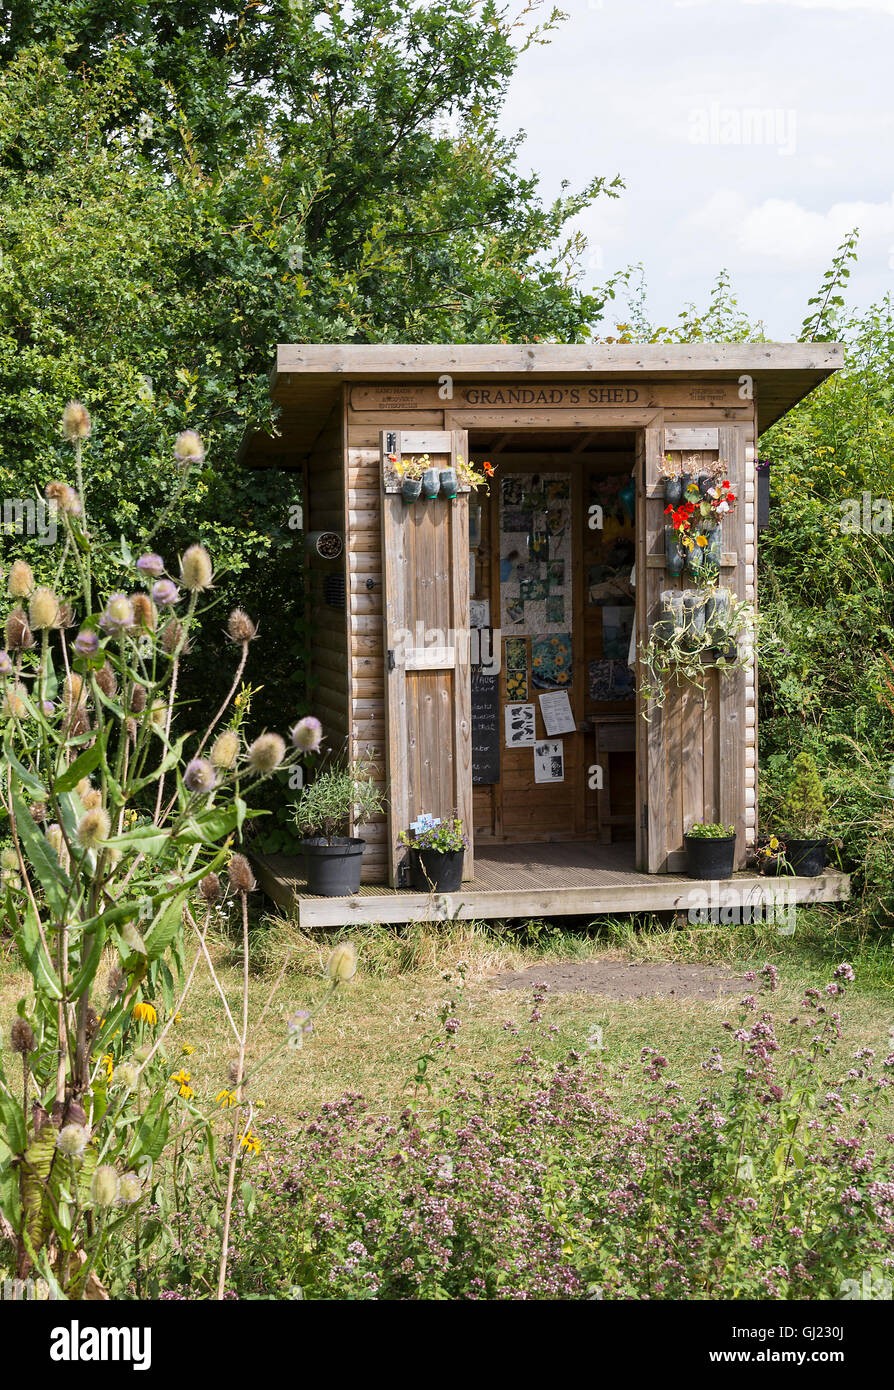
(505, 703), (536, 747)
(538, 690), (576, 737)
(534, 739), (564, 783)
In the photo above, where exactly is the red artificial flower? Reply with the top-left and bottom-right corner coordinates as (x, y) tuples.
(483, 461), (494, 476)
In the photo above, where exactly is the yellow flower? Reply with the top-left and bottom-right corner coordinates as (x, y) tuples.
(695, 534), (708, 548)
(769, 836), (779, 850)
(178, 1084), (194, 1100)
(172, 1011), (183, 1024)
(170, 1068), (191, 1087)
(132, 1002), (157, 1025)
(216, 1089), (238, 1108)
(240, 1130), (261, 1156)
(101, 1053), (114, 1082)
(182, 1043), (195, 1055)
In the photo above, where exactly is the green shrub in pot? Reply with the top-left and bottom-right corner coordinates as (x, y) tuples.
(684, 821), (737, 879)
(399, 812), (468, 892)
(290, 760), (385, 895)
(777, 753), (830, 876)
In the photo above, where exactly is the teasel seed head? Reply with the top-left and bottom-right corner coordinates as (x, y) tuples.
(130, 593), (157, 630)
(210, 729), (240, 769)
(179, 544), (214, 593)
(7, 559), (34, 599)
(174, 429), (205, 466)
(61, 400), (92, 441)
(0, 650), (11, 675)
(101, 592), (134, 632)
(95, 664), (117, 698)
(183, 757), (216, 794)
(108, 966), (127, 999)
(91, 1164), (120, 1208)
(45, 481), (81, 515)
(73, 628), (99, 657)
(5, 606), (35, 651)
(290, 715), (323, 753)
(247, 732), (286, 776)
(29, 801), (47, 823)
(126, 716), (137, 741)
(85, 1006), (100, 1042)
(29, 586), (61, 631)
(57, 600), (75, 629)
(57, 1123), (90, 1158)
(118, 1172), (143, 1205)
(11, 1017), (35, 1053)
(227, 608), (256, 643)
(152, 578), (179, 607)
(114, 1064), (139, 1093)
(77, 807), (112, 849)
(63, 673), (85, 709)
(1, 847), (18, 873)
(1, 682), (28, 719)
(227, 853), (256, 894)
(148, 698), (167, 731)
(160, 618), (189, 655)
(130, 683), (147, 713)
(66, 705), (91, 737)
(326, 941), (358, 984)
(82, 788), (102, 811)
(136, 553), (165, 579)
(200, 871), (221, 903)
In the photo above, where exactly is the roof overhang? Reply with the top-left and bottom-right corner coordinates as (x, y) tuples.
(240, 342), (845, 466)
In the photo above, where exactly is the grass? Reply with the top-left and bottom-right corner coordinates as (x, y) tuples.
(3, 904), (891, 1127)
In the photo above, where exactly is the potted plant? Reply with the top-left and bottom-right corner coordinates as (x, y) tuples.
(777, 752), (829, 876)
(664, 524), (685, 576)
(659, 454), (682, 506)
(751, 835), (791, 876)
(456, 455), (496, 494)
(684, 821), (737, 879)
(419, 453), (441, 499)
(399, 812), (468, 891)
(439, 464), (458, 499)
(397, 454), (425, 503)
(290, 760), (385, 895)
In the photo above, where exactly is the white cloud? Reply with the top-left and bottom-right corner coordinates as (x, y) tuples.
(676, 0), (894, 11)
(681, 191), (894, 267)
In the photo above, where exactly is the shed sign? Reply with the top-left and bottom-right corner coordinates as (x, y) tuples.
(351, 381), (736, 411)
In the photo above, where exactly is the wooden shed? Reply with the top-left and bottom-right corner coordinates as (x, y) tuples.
(242, 344), (851, 927)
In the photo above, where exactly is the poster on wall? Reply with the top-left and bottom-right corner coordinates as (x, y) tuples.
(538, 690), (576, 737)
(533, 739), (565, 784)
(499, 472), (573, 636)
(504, 703), (536, 748)
(469, 598), (490, 628)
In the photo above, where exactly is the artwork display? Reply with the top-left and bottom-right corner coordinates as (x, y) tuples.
(533, 739), (565, 784)
(469, 598), (490, 629)
(499, 472), (573, 636)
(531, 632), (572, 689)
(505, 637), (527, 670)
(505, 703), (536, 747)
(505, 668), (528, 701)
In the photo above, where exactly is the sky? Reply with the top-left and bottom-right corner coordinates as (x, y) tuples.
(499, 0), (894, 339)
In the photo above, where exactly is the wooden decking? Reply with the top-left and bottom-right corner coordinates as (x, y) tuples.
(251, 841), (850, 929)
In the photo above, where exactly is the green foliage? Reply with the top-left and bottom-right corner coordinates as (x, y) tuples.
(685, 822), (735, 840)
(290, 761), (385, 843)
(398, 813), (468, 852)
(778, 752), (829, 837)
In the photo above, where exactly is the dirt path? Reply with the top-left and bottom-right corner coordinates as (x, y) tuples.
(489, 959), (750, 1001)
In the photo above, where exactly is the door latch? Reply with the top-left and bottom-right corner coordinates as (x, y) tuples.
(387, 649), (395, 671)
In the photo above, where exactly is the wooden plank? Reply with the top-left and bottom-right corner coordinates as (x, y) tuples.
(664, 427), (720, 450)
(718, 425), (748, 866)
(451, 429), (473, 876)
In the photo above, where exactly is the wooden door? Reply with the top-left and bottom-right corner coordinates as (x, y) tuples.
(635, 424), (748, 872)
(380, 429), (473, 885)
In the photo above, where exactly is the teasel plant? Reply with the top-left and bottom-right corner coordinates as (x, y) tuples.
(0, 405), (350, 1299)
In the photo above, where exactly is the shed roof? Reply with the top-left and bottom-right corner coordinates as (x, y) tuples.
(241, 342), (844, 465)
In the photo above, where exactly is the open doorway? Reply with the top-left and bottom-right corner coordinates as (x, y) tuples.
(467, 428), (638, 849)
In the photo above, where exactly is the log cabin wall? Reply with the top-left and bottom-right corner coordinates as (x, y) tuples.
(306, 401), (349, 760)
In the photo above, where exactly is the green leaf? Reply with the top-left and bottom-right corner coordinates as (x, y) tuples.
(11, 783), (70, 919)
(3, 737), (46, 798)
(69, 925), (106, 998)
(53, 736), (107, 794)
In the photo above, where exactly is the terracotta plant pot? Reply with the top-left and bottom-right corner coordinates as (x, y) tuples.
(685, 834), (736, 880)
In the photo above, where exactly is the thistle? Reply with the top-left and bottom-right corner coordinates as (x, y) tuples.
(210, 730), (240, 769)
(174, 429), (205, 466)
(247, 732), (285, 775)
(76, 808), (112, 849)
(136, 553), (165, 578)
(228, 853), (256, 894)
(152, 579), (179, 607)
(28, 586), (61, 631)
(101, 593), (135, 631)
(227, 608), (256, 643)
(183, 758), (216, 794)
(61, 400), (91, 440)
(179, 544), (214, 593)
(5, 607), (35, 651)
(7, 559), (34, 598)
(291, 715), (323, 752)
(73, 629), (99, 657)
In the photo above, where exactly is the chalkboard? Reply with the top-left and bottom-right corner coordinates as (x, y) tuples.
(471, 653), (500, 785)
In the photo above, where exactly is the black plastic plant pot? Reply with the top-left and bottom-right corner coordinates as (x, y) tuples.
(784, 838), (828, 877)
(408, 847), (464, 892)
(422, 467), (441, 499)
(439, 467), (458, 499)
(663, 476), (683, 506)
(684, 834), (736, 880)
(301, 837), (366, 896)
(401, 477), (422, 503)
(664, 525), (685, 577)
